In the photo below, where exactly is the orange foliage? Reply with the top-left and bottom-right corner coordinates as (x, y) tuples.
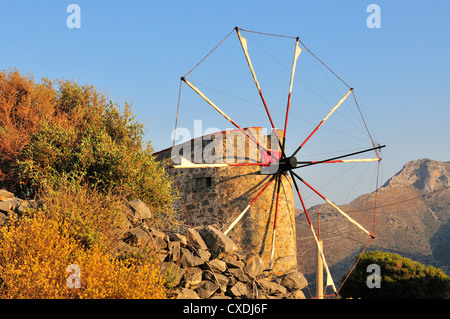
(0, 70), (55, 178)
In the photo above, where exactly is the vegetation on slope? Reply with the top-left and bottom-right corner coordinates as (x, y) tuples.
(340, 250), (450, 299)
(0, 69), (176, 298)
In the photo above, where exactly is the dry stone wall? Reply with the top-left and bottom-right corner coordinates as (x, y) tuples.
(113, 200), (307, 299)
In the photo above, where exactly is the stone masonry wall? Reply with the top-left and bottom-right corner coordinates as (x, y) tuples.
(155, 127), (297, 273)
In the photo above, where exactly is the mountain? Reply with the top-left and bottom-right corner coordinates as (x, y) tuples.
(295, 158), (450, 297)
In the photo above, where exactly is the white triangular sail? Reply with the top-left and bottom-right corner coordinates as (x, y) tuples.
(310, 224), (337, 294)
(172, 157), (228, 168)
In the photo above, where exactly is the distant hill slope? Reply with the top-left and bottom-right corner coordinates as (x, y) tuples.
(295, 158), (450, 296)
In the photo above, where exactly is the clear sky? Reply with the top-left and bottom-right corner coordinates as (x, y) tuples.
(1, 1), (449, 207)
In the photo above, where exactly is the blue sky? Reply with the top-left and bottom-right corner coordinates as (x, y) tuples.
(1, 1), (449, 206)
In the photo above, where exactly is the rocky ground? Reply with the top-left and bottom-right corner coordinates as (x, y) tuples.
(113, 200), (308, 299)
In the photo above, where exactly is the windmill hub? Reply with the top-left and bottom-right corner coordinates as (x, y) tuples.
(280, 156), (297, 172)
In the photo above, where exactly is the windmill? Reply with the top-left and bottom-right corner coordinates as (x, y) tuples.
(166, 27), (385, 297)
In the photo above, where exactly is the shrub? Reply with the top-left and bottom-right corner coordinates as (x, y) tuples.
(35, 174), (127, 249)
(0, 69), (176, 298)
(0, 70), (57, 183)
(0, 69), (176, 229)
(340, 250), (450, 299)
(0, 211), (167, 299)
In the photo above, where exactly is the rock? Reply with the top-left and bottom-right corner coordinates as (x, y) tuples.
(227, 281), (248, 298)
(167, 240), (181, 261)
(116, 209), (133, 234)
(183, 267), (203, 288)
(0, 189), (14, 201)
(0, 190), (309, 300)
(0, 201), (12, 214)
(196, 280), (219, 299)
(128, 199), (152, 220)
(281, 271), (308, 291)
(227, 267), (249, 283)
(122, 226), (151, 247)
(185, 228), (208, 250)
(16, 200), (31, 215)
(109, 241), (139, 258)
(227, 275), (237, 287)
(156, 251), (169, 263)
(160, 262), (185, 287)
(245, 255), (265, 278)
(213, 273), (229, 293)
(176, 288), (200, 299)
(206, 259), (227, 273)
(196, 249), (211, 261)
(180, 248), (205, 268)
(149, 228), (168, 251)
(8, 198), (23, 212)
(198, 226), (238, 258)
(202, 270), (228, 293)
(223, 255), (245, 269)
(210, 294), (232, 299)
(171, 233), (188, 246)
(286, 289), (306, 299)
(149, 227), (167, 239)
(258, 278), (287, 296)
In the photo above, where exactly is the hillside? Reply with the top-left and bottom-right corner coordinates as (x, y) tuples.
(295, 158), (450, 296)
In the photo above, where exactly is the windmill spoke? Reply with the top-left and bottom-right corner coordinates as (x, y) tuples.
(236, 27), (276, 131)
(290, 171), (312, 226)
(298, 157), (381, 167)
(290, 170), (337, 294)
(293, 145), (385, 169)
(236, 27), (286, 158)
(181, 77), (279, 162)
(301, 158), (380, 164)
(292, 88), (354, 157)
(224, 174), (277, 235)
(283, 37), (302, 150)
(308, 222), (337, 294)
(269, 173), (282, 269)
(290, 170), (373, 238)
(170, 157), (273, 169)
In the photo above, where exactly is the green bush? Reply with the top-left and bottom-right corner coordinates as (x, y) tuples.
(340, 250), (450, 299)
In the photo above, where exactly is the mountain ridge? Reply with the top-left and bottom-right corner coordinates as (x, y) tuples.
(381, 158), (449, 192)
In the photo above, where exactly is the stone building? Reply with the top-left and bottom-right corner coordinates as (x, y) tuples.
(154, 127), (297, 273)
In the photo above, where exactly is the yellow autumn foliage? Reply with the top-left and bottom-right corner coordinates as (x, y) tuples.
(0, 181), (168, 299)
(0, 211), (167, 299)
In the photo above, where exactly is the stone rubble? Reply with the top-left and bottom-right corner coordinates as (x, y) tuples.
(110, 197), (308, 299)
(0, 190), (308, 299)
